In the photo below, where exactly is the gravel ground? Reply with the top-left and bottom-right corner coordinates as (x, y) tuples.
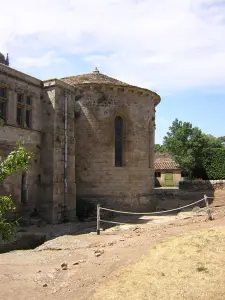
(0, 202), (224, 300)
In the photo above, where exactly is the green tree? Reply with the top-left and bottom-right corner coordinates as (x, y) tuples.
(155, 144), (167, 153)
(203, 148), (225, 179)
(217, 136), (225, 146)
(163, 119), (208, 177)
(203, 134), (224, 149)
(0, 141), (32, 241)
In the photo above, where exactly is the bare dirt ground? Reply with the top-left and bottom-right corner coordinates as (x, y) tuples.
(91, 225), (225, 300)
(0, 200), (225, 300)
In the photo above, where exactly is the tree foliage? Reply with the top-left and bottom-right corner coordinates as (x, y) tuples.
(0, 141), (32, 241)
(217, 136), (225, 146)
(203, 134), (224, 149)
(163, 119), (206, 173)
(155, 144), (167, 153)
(203, 148), (225, 180)
(163, 119), (224, 177)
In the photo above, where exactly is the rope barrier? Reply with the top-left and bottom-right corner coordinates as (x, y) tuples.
(96, 194), (214, 235)
(100, 198), (205, 215)
(100, 205), (215, 227)
(100, 212), (204, 227)
(207, 196), (225, 199)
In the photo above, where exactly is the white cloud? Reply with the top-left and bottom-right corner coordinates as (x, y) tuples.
(0, 0), (225, 93)
(16, 51), (67, 68)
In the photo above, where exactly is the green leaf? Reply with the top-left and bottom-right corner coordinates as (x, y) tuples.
(0, 141), (33, 241)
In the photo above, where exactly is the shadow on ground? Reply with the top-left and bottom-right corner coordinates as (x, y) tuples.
(1, 186), (220, 254)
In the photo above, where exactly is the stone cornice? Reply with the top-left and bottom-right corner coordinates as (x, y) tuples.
(73, 82), (161, 105)
(43, 79), (75, 92)
(0, 63), (42, 88)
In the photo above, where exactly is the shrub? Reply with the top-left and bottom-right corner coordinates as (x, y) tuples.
(203, 148), (225, 180)
(0, 141), (32, 241)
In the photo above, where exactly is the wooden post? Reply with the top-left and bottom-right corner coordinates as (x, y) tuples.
(204, 194), (213, 221)
(97, 204), (100, 235)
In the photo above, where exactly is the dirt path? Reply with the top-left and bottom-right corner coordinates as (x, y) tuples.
(0, 206), (224, 300)
(91, 226), (225, 300)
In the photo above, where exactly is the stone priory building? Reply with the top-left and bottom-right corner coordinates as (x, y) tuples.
(0, 53), (161, 223)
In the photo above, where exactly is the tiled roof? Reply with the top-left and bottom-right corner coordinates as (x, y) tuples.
(61, 68), (131, 87)
(155, 160), (180, 170)
(155, 152), (180, 170)
(61, 68), (160, 99)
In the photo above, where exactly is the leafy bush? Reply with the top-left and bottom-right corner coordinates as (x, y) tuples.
(203, 148), (225, 180)
(0, 141), (32, 241)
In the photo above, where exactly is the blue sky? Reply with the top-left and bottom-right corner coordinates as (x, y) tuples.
(156, 90), (225, 143)
(0, 0), (225, 144)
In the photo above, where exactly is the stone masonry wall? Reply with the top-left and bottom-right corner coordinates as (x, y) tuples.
(179, 180), (225, 191)
(155, 180), (225, 211)
(40, 80), (76, 223)
(0, 65), (42, 219)
(1, 64), (160, 221)
(0, 130), (41, 219)
(155, 188), (214, 211)
(75, 85), (159, 212)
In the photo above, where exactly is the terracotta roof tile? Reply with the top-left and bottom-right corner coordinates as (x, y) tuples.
(155, 152), (180, 170)
(155, 160), (180, 170)
(61, 68), (130, 87)
(61, 69), (160, 100)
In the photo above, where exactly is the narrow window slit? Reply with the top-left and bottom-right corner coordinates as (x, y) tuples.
(115, 116), (123, 167)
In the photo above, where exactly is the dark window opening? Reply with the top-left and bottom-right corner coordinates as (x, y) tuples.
(115, 116), (123, 167)
(21, 172), (27, 204)
(0, 87), (6, 99)
(0, 87), (7, 122)
(17, 93), (32, 128)
(17, 107), (23, 126)
(155, 172), (161, 178)
(0, 101), (6, 121)
(26, 96), (32, 106)
(17, 93), (23, 103)
(25, 109), (32, 128)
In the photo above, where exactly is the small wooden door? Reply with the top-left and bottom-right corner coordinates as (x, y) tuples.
(165, 173), (174, 186)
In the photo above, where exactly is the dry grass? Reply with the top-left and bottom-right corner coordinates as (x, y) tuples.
(91, 227), (225, 300)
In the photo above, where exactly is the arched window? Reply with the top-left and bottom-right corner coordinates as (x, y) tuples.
(115, 116), (123, 167)
(21, 172), (27, 203)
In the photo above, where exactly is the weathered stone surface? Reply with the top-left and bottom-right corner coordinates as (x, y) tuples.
(0, 66), (42, 220)
(0, 233), (46, 253)
(75, 85), (159, 212)
(155, 188), (215, 211)
(35, 235), (92, 251)
(0, 65), (160, 224)
(179, 180), (225, 190)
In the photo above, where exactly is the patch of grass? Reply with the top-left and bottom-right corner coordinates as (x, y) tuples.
(91, 227), (225, 300)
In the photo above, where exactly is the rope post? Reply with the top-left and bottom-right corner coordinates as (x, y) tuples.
(204, 194), (213, 221)
(97, 204), (100, 235)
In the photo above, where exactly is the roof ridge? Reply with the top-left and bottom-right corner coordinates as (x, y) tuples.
(60, 70), (161, 103)
(61, 71), (128, 84)
(60, 71), (136, 90)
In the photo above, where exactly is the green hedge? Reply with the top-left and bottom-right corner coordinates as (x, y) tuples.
(203, 148), (225, 179)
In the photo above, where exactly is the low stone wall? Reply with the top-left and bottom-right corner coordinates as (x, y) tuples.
(0, 232), (46, 253)
(179, 180), (225, 191)
(155, 188), (214, 211)
(76, 192), (157, 219)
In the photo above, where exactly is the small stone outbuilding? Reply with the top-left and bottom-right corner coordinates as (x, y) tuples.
(155, 152), (182, 187)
